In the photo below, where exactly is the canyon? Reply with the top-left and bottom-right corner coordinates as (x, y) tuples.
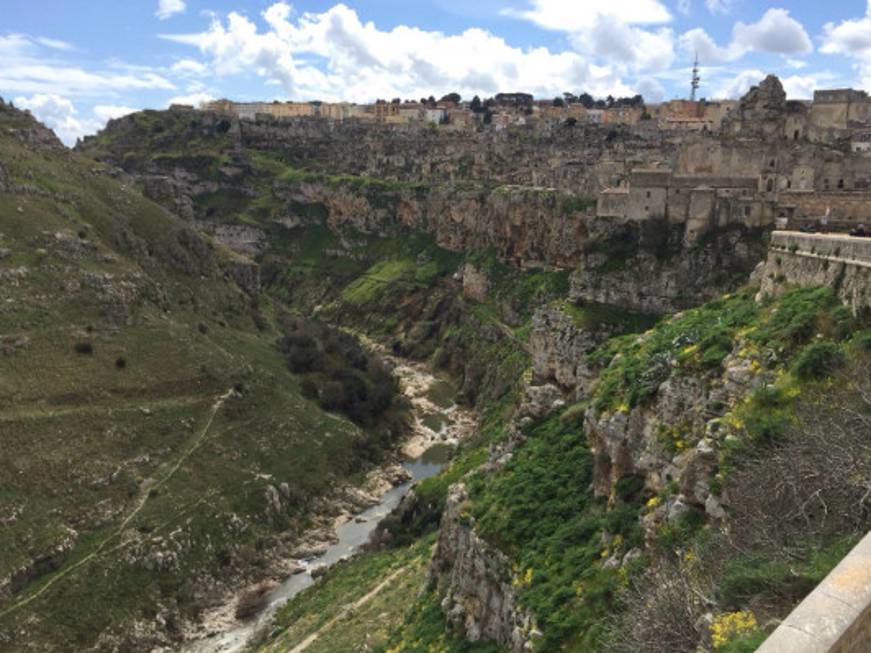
(1, 73), (870, 653)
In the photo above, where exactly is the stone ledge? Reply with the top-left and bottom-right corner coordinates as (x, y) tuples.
(758, 531), (871, 653)
(771, 231), (871, 267)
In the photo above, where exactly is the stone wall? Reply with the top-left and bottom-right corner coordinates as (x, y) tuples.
(757, 231), (871, 313)
(758, 531), (871, 653)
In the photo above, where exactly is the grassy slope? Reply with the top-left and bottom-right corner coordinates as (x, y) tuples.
(0, 107), (397, 651)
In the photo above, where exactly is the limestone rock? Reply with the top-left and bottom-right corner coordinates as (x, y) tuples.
(430, 484), (539, 653)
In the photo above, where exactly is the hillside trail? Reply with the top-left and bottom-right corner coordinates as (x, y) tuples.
(0, 387), (235, 618)
(0, 393), (207, 422)
(283, 566), (408, 653)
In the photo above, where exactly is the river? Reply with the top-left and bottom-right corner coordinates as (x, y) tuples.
(182, 352), (475, 652)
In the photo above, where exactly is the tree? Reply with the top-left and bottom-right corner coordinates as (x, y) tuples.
(578, 92), (594, 108)
(553, 97), (565, 107)
(470, 95), (483, 113)
(439, 92), (461, 104)
(563, 92), (578, 104)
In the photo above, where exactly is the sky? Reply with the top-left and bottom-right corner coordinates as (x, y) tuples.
(4, 1), (871, 144)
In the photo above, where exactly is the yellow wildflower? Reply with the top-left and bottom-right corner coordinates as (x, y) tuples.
(710, 611), (758, 649)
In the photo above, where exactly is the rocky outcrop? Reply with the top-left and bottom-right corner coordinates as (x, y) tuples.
(529, 305), (601, 396)
(584, 350), (761, 533)
(723, 74), (787, 138)
(0, 530), (77, 599)
(430, 484), (540, 653)
(461, 264), (490, 302)
(569, 225), (767, 313)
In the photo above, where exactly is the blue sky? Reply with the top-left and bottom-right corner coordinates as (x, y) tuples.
(4, 1), (871, 144)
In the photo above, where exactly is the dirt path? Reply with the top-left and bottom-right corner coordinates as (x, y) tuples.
(286, 567), (407, 653)
(0, 393), (208, 422)
(0, 387), (235, 618)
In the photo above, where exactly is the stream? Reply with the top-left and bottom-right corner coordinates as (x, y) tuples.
(183, 352), (475, 652)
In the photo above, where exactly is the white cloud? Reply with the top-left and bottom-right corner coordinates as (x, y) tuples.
(786, 58), (808, 69)
(679, 27), (732, 62)
(171, 58), (208, 75)
(636, 77), (667, 102)
(93, 105), (138, 122)
(679, 9), (812, 64)
(732, 9), (812, 56)
(820, 4), (871, 89)
(0, 34), (175, 97)
(34, 36), (74, 51)
(710, 69), (826, 100)
(161, 2), (644, 102)
(780, 74), (831, 100)
(12, 93), (98, 145)
(705, 0), (733, 14)
(713, 69), (766, 98)
(167, 91), (214, 107)
(676, 0), (691, 17)
(156, 0), (186, 21)
(502, 0), (671, 30)
(570, 17), (675, 74)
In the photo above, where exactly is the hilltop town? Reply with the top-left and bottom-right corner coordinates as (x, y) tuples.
(200, 78), (871, 141)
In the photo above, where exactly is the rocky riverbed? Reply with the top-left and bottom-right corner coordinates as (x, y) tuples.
(180, 352), (476, 653)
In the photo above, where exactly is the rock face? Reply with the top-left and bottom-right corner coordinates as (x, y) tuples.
(430, 484), (539, 653)
(461, 264), (490, 302)
(569, 225), (767, 314)
(584, 350), (761, 532)
(528, 305), (600, 396)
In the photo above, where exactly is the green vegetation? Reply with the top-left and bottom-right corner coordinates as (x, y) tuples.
(560, 300), (660, 333)
(0, 102), (405, 651)
(792, 340), (845, 380)
(468, 415), (645, 651)
(341, 259), (415, 304)
(590, 286), (867, 416)
(277, 315), (403, 429)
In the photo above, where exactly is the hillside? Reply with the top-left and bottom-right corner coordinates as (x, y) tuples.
(0, 100), (407, 651)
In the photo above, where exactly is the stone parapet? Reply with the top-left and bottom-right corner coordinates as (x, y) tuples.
(758, 531), (871, 653)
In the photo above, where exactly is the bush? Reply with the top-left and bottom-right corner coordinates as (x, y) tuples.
(792, 341), (844, 380)
(234, 582), (275, 620)
(115, 356), (127, 369)
(74, 341), (94, 354)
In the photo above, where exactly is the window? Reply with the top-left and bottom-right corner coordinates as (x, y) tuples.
(794, 130), (800, 140)
(787, 179), (792, 189)
(838, 179), (845, 189)
(646, 190), (651, 198)
(744, 205), (751, 217)
(770, 159), (776, 168)
(766, 178), (774, 192)
(824, 179), (830, 190)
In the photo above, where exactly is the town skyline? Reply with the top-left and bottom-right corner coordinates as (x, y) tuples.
(6, 1), (871, 144)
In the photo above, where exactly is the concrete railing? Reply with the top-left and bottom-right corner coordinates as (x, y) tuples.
(771, 231), (871, 268)
(757, 531), (871, 653)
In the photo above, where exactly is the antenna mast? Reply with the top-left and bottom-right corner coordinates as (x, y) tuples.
(690, 53), (701, 101)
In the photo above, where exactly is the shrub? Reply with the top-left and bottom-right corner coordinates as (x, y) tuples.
(115, 356), (127, 369)
(74, 341), (94, 354)
(234, 582), (275, 620)
(792, 341), (844, 381)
